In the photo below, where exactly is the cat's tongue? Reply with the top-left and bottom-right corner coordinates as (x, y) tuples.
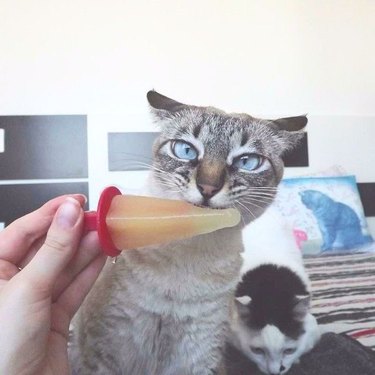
(84, 186), (241, 256)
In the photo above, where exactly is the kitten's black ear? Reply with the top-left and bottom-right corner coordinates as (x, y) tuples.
(235, 296), (252, 318)
(147, 90), (186, 113)
(293, 295), (311, 321)
(236, 296), (252, 306)
(272, 115), (308, 132)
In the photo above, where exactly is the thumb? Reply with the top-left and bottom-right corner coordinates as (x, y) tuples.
(23, 197), (84, 293)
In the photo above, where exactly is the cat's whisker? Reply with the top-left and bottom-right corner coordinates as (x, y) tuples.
(156, 183), (183, 194)
(110, 156), (154, 170)
(111, 151), (151, 158)
(231, 200), (246, 226)
(231, 192), (276, 201)
(155, 177), (179, 186)
(155, 175), (183, 188)
(247, 186), (279, 191)
(245, 191), (278, 196)
(235, 200), (257, 220)
(238, 207), (247, 227)
(242, 199), (265, 212)
(160, 176), (184, 186)
(152, 166), (176, 176)
(153, 168), (182, 181)
(241, 195), (275, 204)
(156, 178), (186, 192)
(240, 194), (275, 202)
(241, 199), (274, 208)
(242, 196), (273, 205)
(245, 192), (278, 198)
(128, 161), (178, 181)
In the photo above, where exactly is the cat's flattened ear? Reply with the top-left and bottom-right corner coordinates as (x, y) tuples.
(268, 115), (307, 154)
(293, 295), (311, 321)
(147, 90), (187, 113)
(272, 115), (308, 132)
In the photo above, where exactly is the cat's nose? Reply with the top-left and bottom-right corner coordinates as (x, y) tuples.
(197, 183), (221, 199)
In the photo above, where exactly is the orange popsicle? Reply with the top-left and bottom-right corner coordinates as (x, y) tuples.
(84, 186), (241, 256)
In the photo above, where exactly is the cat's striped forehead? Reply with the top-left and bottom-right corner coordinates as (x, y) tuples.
(159, 108), (279, 157)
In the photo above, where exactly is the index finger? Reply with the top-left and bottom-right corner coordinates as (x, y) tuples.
(0, 194), (86, 264)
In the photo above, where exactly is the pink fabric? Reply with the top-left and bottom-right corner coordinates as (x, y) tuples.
(293, 229), (307, 249)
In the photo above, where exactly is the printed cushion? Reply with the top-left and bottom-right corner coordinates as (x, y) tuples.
(274, 175), (374, 256)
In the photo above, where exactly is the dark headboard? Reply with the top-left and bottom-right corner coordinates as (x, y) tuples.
(0, 116), (89, 226)
(358, 183), (375, 217)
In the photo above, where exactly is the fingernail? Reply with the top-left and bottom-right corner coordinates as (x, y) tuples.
(56, 197), (81, 229)
(71, 194), (87, 206)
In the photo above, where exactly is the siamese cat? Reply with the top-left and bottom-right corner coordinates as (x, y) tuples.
(69, 91), (307, 374)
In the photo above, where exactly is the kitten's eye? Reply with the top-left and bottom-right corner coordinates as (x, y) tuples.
(233, 154), (264, 172)
(171, 140), (198, 161)
(250, 347), (265, 355)
(284, 348), (297, 355)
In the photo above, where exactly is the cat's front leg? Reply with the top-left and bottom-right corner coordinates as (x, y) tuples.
(319, 224), (336, 251)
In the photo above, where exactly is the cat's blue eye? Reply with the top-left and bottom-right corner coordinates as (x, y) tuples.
(250, 347), (265, 355)
(284, 348), (297, 355)
(233, 154), (263, 172)
(171, 140), (198, 161)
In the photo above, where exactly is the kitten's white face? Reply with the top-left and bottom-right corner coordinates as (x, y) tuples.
(232, 322), (306, 375)
(230, 309), (320, 375)
(240, 325), (300, 375)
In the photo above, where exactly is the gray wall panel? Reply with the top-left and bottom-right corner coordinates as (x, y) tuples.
(0, 182), (89, 226)
(0, 116), (88, 179)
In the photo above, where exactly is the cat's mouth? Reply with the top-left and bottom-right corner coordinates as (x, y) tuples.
(190, 199), (228, 210)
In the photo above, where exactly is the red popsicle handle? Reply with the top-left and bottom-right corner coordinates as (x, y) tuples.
(83, 186), (122, 257)
(84, 211), (98, 231)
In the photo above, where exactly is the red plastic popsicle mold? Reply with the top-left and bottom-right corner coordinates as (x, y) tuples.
(84, 186), (122, 257)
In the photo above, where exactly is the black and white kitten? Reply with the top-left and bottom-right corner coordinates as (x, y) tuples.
(228, 208), (321, 375)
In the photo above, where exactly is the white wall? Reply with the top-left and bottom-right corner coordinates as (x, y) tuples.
(1, 0), (374, 116)
(1, 0), (375, 231)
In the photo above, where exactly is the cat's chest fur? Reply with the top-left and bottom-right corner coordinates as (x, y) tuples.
(71, 228), (243, 374)
(101, 227), (243, 317)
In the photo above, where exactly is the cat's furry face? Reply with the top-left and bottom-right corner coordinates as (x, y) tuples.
(231, 306), (319, 375)
(147, 91), (307, 224)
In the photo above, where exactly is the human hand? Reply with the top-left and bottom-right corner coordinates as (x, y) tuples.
(0, 195), (107, 375)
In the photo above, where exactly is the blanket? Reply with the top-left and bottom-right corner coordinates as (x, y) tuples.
(305, 251), (375, 349)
